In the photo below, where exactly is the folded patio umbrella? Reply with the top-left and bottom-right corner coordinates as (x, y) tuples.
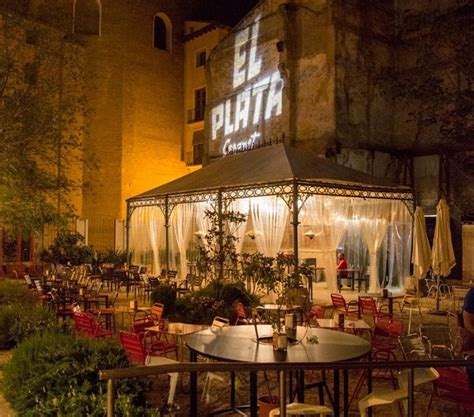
(432, 199), (456, 277)
(412, 206), (432, 280)
(431, 199), (456, 312)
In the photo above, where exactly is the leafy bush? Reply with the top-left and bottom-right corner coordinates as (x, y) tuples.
(0, 304), (63, 349)
(96, 249), (128, 267)
(2, 332), (156, 416)
(150, 283), (176, 317)
(0, 280), (36, 306)
(171, 281), (259, 324)
(40, 230), (95, 265)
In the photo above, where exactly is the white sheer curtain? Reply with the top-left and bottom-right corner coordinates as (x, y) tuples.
(194, 201), (213, 249)
(300, 196), (351, 292)
(250, 196), (289, 257)
(229, 198), (250, 253)
(387, 202), (412, 289)
(129, 206), (164, 273)
(171, 203), (194, 279)
(353, 200), (392, 293)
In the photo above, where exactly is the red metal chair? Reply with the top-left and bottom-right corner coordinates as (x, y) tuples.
(130, 317), (177, 359)
(372, 317), (404, 354)
(235, 302), (250, 325)
(305, 304), (326, 327)
(73, 311), (113, 338)
(146, 302), (165, 325)
(358, 296), (390, 325)
(119, 331), (179, 406)
(350, 317), (404, 406)
(427, 367), (474, 417)
(330, 293), (359, 319)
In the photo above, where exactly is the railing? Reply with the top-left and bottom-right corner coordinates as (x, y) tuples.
(99, 358), (474, 417)
(184, 151), (203, 166)
(187, 108), (205, 124)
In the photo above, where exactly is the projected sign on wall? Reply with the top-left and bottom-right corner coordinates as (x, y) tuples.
(210, 16), (283, 155)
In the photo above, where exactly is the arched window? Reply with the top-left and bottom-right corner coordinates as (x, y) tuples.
(153, 13), (172, 52)
(72, 0), (102, 36)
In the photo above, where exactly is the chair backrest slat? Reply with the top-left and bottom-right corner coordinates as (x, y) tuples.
(119, 331), (146, 364)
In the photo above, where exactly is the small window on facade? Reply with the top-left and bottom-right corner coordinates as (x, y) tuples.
(194, 87), (206, 121)
(193, 143), (204, 165)
(195, 50), (206, 68)
(153, 16), (167, 50)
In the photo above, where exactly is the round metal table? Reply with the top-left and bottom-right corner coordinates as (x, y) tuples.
(186, 325), (371, 416)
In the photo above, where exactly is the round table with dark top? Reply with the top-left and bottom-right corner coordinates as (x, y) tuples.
(186, 324), (371, 417)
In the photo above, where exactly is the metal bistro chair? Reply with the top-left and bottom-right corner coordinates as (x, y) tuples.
(450, 286), (470, 312)
(358, 296), (390, 326)
(201, 317), (231, 404)
(119, 331), (179, 407)
(330, 293), (359, 319)
(399, 333), (429, 360)
(419, 322), (456, 359)
(130, 317), (178, 360)
(358, 367), (439, 417)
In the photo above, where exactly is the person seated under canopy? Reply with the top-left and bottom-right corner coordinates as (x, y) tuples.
(336, 253), (348, 277)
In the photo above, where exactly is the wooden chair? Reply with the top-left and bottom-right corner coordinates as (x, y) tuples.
(73, 312), (113, 338)
(119, 331), (179, 406)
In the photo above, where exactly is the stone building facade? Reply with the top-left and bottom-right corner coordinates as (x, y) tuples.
(1, 0), (196, 255)
(205, 0), (473, 278)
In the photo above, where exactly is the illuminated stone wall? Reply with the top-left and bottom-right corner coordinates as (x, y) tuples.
(7, 0), (191, 251)
(206, 0), (336, 158)
(77, 0), (189, 250)
(206, 1), (291, 159)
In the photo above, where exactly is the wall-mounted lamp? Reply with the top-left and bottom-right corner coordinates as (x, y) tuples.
(304, 230), (320, 240)
(246, 230), (262, 240)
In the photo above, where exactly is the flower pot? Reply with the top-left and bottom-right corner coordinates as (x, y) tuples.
(258, 395), (278, 417)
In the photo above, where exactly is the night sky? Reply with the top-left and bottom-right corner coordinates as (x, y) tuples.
(187, 0), (260, 27)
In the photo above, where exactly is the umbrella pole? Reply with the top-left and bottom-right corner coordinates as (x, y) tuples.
(429, 274), (448, 316)
(436, 274), (440, 311)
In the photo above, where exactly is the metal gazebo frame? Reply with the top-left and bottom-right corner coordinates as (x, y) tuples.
(126, 144), (414, 282)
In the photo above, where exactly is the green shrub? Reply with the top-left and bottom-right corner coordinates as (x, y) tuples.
(0, 280), (36, 306)
(171, 281), (259, 324)
(2, 332), (156, 416)
(0, 304), (63, 349)
(150, 283), (176, 317)
(40, 230), (95, 265)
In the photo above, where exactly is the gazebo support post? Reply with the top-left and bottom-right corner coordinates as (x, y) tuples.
(292, 180), (300, 276)
(125, 201), (131, 264)
(217, 189), (224, 281)
(165, 195), (170, 273)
